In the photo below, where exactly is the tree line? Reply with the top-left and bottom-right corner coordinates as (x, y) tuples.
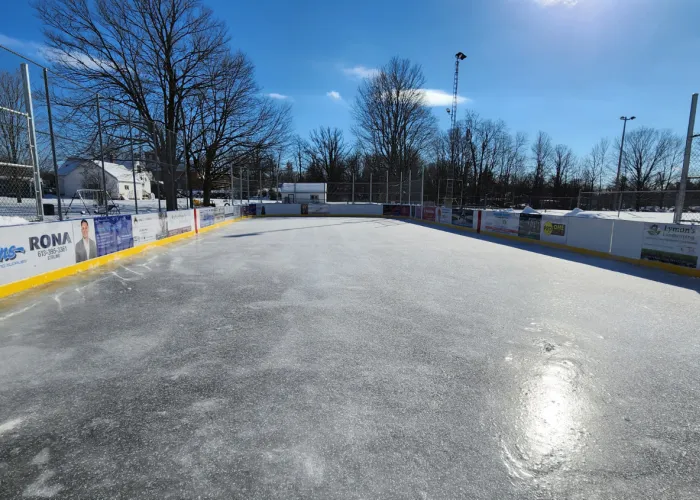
(295, 56), (687, 208)
(0, 0), (690, 209)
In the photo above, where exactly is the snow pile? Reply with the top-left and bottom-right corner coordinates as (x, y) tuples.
(521, 206), (540, 215)
(0, 216), (30, 227)
(563, 208), (600, 218)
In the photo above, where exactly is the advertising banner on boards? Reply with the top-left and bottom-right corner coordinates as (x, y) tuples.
(198, 207), (216, 228)
(482, 211), (519, 235)
(308, 205), (329, 215)
(451, 209), (474, 228)
(423, 206), (436, 222)
(214, 207), (226, 222)
(400, 206), (410, 217)
(518, 213), (542, 240)
(640, 223), (698, 268)
(540, 215), (568, 244)
(132, 213), (168, 246)
(72, 218), (98, 263)
(414, 206), (423, 219)
(1, 220), (77, 286)
(168, 210), (194, 236)
(437, 207), (452, 224)
(94, 215), (134, 257)
(248, 204), (257, 216)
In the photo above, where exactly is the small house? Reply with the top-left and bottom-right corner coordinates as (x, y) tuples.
(58, 158), (153, 200)
(279, 183), (327, 204)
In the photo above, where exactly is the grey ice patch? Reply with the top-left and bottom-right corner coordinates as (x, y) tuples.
(30, 448), (50, 466)
(22, 470), (63, 498)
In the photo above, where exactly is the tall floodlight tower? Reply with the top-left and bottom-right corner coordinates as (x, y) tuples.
(446, 51), (466, 208)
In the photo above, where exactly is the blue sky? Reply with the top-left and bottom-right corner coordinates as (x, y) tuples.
(1, 0), (699, 157)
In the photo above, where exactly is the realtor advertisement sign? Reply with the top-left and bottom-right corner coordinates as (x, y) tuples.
(640, 223), (698, 268)
(132, 213), (168, 246)
(482, 211), (519, 235)
(1, 220), (77, 286)
(168, 210), (194, 236)
(94, 215), (134, 257)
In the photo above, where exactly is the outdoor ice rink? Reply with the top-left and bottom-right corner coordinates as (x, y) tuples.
(1, 216), (699, 499)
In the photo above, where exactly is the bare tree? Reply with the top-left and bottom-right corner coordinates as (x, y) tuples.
(552, 144), (574, 196)
(531, 131), (553, 196)
(36, 0), (230, 210)
(307, 127), (347, 183)
(583, 138), (610, 191)
(181, 52), (291, 204)
(352, 57), (437, 178)
(621, 127), (684, 210)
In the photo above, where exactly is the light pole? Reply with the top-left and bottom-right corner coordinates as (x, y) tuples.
(615, 116), (635, 213)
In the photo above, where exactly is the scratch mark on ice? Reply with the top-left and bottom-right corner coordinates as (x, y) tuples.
(0, 303), (38, 322)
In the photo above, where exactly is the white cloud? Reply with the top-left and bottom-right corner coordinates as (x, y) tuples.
(326, 90), (342, 101)
(0, 33), (105, 70)
(342, 65), (379, 79)
(533, 0), (578, 7)
(416, 89), (470, 107)
(267, 93), (289, 100)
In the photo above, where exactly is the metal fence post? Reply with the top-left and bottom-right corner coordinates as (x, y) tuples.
(128, 116), (138, 214)
(386, 170), (389, 204)
(247, 168), (250, 204)
(239, 167), (243, 206)
(43, 68), (61, 220)
(20, 64), (44, 221)
(369, 173), (372, 203)
(152, 129), (162, 212)
(352, 173), (355, 204)
(421, 165), (424, 207)
(400, 171), (403, 205)
(675, 93), (698, 224)
(408, 171), (411, 206)
(95, 94), (109, 214)
(230, 163), (234, 206)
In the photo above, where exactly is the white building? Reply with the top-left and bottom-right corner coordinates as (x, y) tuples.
(58, 158), (153, 200)
(279, 183), (327, 204)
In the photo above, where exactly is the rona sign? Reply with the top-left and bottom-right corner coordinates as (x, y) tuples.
(29, 232), (72, 250)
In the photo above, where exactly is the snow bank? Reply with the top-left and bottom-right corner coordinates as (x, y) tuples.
(563, 208), (600, 218)
(521, 206), (540, 215)
(0, 216), (30, 227)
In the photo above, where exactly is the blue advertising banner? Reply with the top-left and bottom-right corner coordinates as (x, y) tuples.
(248, 204), (257, 216)
(94, 215), (134, 257)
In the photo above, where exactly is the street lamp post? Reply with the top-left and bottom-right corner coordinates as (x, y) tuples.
(615, 116), (635, 214)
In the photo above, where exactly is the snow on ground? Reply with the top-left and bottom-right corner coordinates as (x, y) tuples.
(0, 216), (30, 227)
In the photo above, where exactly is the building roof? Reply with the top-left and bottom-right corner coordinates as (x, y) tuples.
(58, 158), (135, 182)
(279, 183), (327, 194)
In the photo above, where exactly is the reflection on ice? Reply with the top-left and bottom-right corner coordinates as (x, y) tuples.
(503, 359), (585, 480)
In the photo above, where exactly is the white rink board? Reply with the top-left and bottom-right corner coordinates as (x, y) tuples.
(482, 211), (519, 235)
(0, 221), (77, 286)
(169, 210), (195, 235)
(132, 213), (168, 246)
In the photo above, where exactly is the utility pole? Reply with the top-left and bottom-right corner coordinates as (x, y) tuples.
(615, 116), (636, 214)
(674, 94), (698, 224)
(446, 52), (467, 209)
